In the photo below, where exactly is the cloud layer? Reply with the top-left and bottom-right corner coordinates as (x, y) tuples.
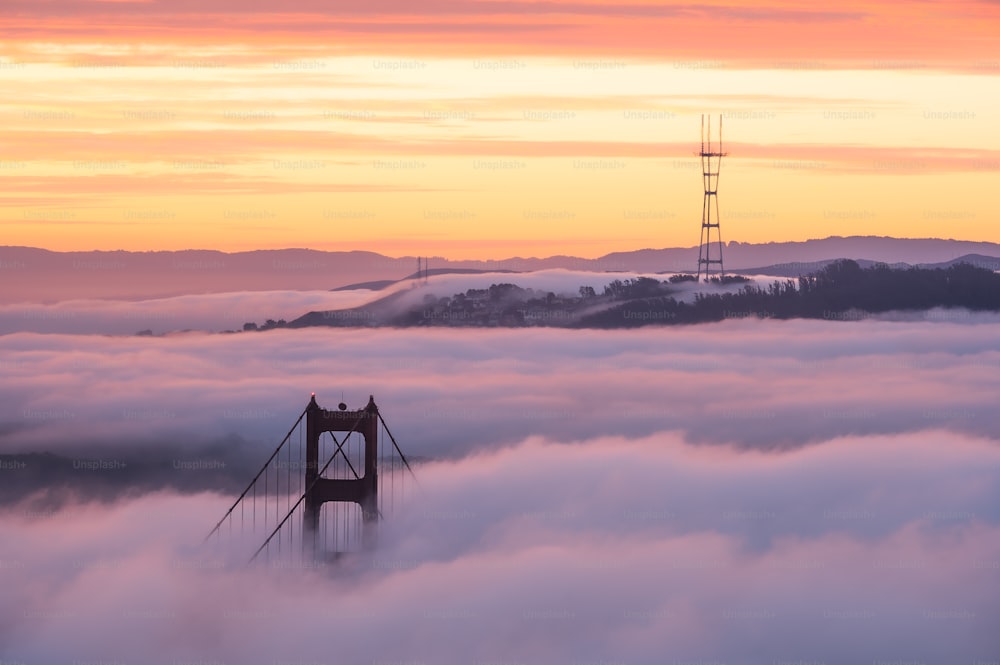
(0, 271), (787, 335)
(3, 318), (1000, 458)
(0, 289), (378, 336)
(1, 318), (999, 663)
(1, 433), (998, 663)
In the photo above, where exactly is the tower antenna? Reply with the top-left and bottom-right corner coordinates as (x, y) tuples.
(696, 114), (728, 281)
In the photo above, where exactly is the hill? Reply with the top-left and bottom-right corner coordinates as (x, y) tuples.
(737, 253), (1000, 277)
(4, 236), (1000, 304)
(273, 260), (1000, 330)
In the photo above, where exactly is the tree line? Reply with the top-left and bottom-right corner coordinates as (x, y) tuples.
(578, 260), (1000, 327)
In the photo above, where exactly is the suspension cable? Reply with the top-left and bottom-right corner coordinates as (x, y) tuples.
(376, 411), (418, 483)
(203, 403), (309, 542)
(249, 415), (364, 563)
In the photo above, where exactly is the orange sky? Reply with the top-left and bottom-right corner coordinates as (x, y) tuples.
(1, 0), (998, 259)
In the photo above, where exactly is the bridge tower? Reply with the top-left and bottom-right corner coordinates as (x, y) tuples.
(304, 394), (379, 553)
(206, 393), (413, 565)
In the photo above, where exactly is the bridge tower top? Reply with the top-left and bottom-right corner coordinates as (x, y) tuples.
(206, 393), (414, 565)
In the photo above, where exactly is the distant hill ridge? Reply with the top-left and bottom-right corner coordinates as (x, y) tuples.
(332, 268), (519, 292)
(3, 236), (1000, 303)
(735, 253), (1000, 277)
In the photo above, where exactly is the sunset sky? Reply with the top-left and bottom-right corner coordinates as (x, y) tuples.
(1, 0), (998, 259)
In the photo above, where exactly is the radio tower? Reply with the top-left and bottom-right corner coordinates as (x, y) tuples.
(696, 114), (728, 280)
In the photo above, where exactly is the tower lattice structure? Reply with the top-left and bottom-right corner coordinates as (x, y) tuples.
(696, 114), (728, 280)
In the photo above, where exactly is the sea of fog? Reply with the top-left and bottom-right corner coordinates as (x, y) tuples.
(0, 269), (796, 335)
(1, 301), (999, 663)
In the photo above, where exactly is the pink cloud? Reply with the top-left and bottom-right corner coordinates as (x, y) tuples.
(1, 0), (994, 70)
(2, 430), (999, 662)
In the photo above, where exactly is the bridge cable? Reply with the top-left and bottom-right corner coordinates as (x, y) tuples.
(203, 404), (309, 543)
(249, 416), (364, 563)
(376, 411), (419, 484)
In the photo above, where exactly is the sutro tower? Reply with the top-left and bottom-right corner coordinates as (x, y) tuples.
(696, 114), (728, 280)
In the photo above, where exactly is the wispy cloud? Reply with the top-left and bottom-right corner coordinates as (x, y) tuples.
(0, 0), (993, 66)
(1, 1), (997, 254)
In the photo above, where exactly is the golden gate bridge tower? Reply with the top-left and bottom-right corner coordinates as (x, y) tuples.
(205, 394), (414, 565)
(696, 114), (728, 280)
